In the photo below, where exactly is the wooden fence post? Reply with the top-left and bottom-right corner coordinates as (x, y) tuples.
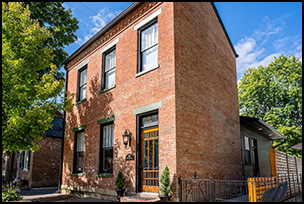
(269, 148), (277, 181)
(286, 152), (292, 197)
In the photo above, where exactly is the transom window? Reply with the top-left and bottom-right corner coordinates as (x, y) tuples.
(138, 19), (158, 73)
(102, 47), (116, 90)
(78, 66), (87, 101)
(74, 131), (84, 173)
(100, 123), (114, 174)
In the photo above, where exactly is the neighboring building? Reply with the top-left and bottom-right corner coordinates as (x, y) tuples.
(61, 2), (242, 201)
(240, 116), (286, 177)
(3, 111), (63, 188)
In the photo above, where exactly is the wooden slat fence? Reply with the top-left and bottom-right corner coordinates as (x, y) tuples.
(269, 148), (302, 199)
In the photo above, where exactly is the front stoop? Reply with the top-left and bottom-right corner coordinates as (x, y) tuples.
(121, 192), (160, 202)
(120, 196), (160, 202)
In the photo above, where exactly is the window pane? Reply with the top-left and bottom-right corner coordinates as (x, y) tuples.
(80, 85), (86, 100)
(105, 69), (115, 89)
(77, 153), (83, 171)
(141, 23), (158, 51)
(142, 45), (158, 71)
(103, 124), (114, 148)
(144, 140), (148, 170)
(149, 140), (153, 170)
(244, 136), (250, 150)
(104, 148), (113, 172)
(154, 139), (159, 170)
(80, 69), (87, 86)
(77, 132), (84, 152)
(105, 49), (116, 72)
(142, 115), (158, 126)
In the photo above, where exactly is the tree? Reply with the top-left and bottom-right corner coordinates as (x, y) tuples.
(21, 2), (79, 79)
(159, 166), (172, 196)
(2, 2), (73, 153)
(238, 55), (302, 157)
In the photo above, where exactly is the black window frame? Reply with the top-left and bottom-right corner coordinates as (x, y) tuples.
(137, 18), (158, 73)
(244, 135), (251, 165)
(99, 122), (114, 174)
(102, 46), (116, 91)
(77, 65), (87, 102)
(73, 130), (85, 173)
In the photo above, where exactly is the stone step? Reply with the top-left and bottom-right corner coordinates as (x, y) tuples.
(120, 196), (160, 202)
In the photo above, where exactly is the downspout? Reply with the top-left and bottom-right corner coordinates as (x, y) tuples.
(58, 68), (68, 193)
(272, 139), (287, 148)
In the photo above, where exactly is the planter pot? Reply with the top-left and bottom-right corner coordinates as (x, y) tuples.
(115, 188), (126, 201)
(158, 195), (172, 202)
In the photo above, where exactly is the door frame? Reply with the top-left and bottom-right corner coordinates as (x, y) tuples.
(135, 110), (158, 193)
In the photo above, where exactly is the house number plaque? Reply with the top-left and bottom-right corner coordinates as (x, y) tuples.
(126, 153), (134, 161)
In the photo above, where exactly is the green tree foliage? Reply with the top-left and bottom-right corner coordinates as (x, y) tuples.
(21, 2), (79, 79)
(238, 55), (302, 157)
(2, 2), (73, 153)
(159, 166), (172, 196)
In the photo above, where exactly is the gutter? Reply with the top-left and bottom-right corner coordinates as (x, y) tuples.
(272, 139), (287, 149)
(210, 2), (239, 58)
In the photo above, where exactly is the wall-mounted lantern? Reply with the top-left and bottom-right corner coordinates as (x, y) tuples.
(122, 129), (132, 148)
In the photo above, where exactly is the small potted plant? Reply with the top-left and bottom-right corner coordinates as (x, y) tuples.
(158, 165), (172, 202)
(115, 169), (126, 201)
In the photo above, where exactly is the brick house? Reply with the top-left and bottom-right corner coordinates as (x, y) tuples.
(61, 2), (242, 201)
(2, 111), (63, 188)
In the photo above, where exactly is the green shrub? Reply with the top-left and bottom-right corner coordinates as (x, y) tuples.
(115, 169), (125, 189)
(2, 184), (23, 202)
(159, 165), (172, 196)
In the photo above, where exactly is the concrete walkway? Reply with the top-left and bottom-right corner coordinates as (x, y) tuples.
(16, 187), (115, 202)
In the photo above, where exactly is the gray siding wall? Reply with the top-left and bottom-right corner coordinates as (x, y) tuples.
(241, 126), (273, 176)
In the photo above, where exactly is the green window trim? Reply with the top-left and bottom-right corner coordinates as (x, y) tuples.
(72, 173), (84, 177)
(73, 124), (87, 132)
(97, 115), (116, 125)
(100, 85), (116, 94)
(97, 173), (113, 178)
(74, 98), (86, 106)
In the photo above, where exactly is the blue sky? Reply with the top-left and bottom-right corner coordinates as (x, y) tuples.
(62, 2), (302, 81)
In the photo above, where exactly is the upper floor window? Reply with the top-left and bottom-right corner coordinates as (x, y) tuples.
(102, 47), (116, 90)
(74, 131), (84, 173)
(78, 66), (87, 101)
(138, 19), (158, 73)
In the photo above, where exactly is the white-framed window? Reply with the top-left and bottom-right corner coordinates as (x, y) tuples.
(22, 151), (31, 171)
(74, 131), (84, 173)
(138, 19), (158, 73)
(102, 47), (116, 90)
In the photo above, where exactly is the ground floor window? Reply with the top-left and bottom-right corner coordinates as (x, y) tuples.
(22, 150), (31, 171)
(74, 131), (84, 173)
(100, 123), (114, 174)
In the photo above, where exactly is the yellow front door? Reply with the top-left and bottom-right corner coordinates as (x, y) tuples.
(141, 128), (159, 193)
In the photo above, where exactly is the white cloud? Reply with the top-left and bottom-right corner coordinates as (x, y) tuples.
(77, 7), (121, 45)
(235, 15), (302, 80)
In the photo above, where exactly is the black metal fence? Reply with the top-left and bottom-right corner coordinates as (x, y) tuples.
(178, 172), (302, 202)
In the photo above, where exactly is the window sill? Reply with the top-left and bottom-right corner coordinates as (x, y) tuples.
(74, 98), (86, 106)
(97, 173), (113, 178)
(100, 85), (116, 94)
(135, 65), (159, 78)
(72, 173), (84, 177)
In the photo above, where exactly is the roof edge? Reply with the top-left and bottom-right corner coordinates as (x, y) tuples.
(210, 2), (239, 58)
(62, 2), (144, 67)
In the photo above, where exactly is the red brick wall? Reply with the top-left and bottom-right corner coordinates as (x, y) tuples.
(174, 2), (242, 179)
(30, 137), (62, 187)
(62, 2), (176, 196)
